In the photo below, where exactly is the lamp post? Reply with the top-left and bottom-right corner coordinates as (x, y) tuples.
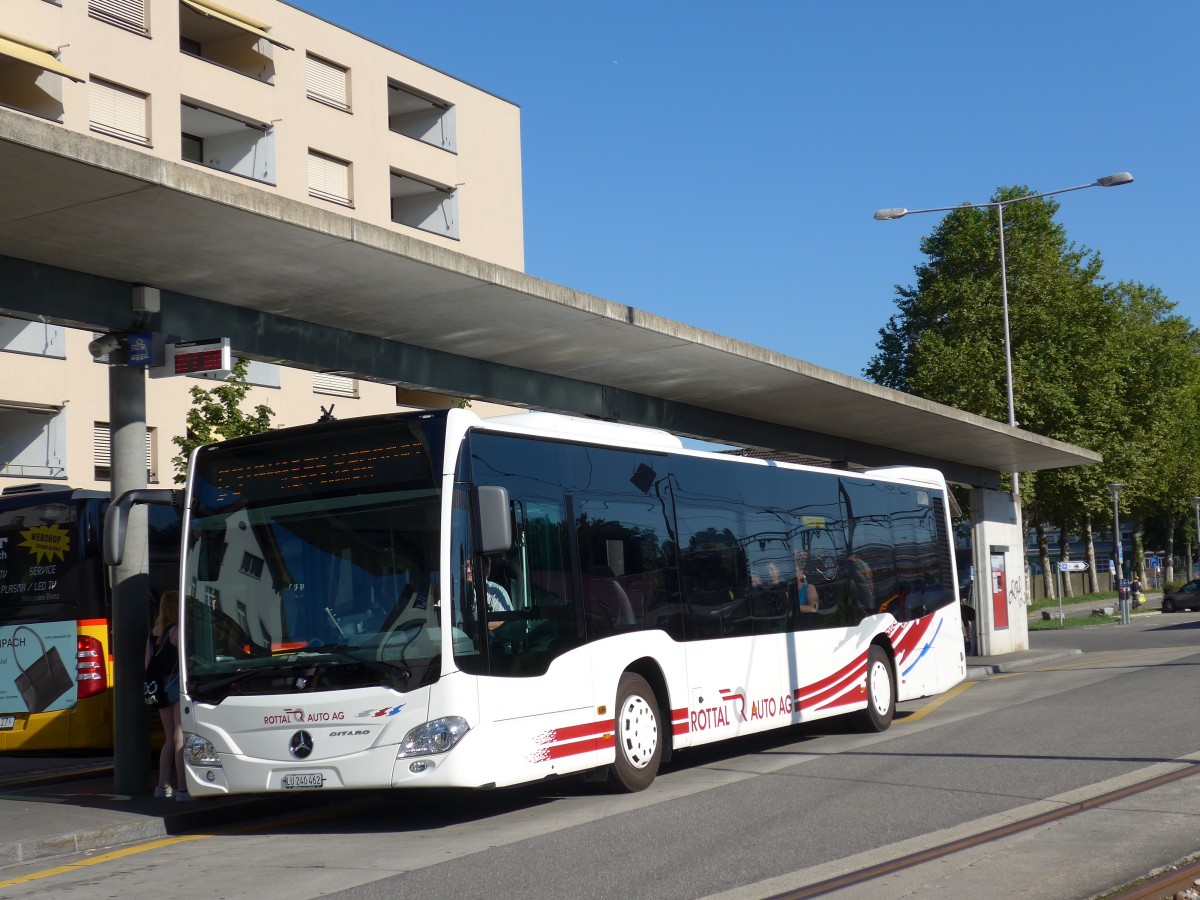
(1109, 482), (1126, 624)
(1191, 496), (1200, 579)
(876, 173), (1134, 599)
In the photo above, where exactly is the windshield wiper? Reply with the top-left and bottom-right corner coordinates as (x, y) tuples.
(307, 645), (412, 690)
(189, 661), (318, 695)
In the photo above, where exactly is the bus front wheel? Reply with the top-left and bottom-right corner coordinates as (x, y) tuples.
(607, 672), (661, 792)
(852, 645), (895, 733)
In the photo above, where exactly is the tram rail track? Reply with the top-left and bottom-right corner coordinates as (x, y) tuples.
(765, 762), (1200, 899)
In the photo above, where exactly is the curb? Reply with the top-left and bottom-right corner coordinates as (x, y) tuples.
(966, 648), (1082, 681)
(0, 788), (328, 869)
(0, 819), (168, 868)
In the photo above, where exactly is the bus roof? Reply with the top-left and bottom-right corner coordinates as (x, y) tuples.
(478, 411), (683, 451)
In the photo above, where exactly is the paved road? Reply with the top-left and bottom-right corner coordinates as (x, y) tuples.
(1, 612), (1198, 899)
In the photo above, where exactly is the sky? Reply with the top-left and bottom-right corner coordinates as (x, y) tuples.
(289, 0), (1196, 381)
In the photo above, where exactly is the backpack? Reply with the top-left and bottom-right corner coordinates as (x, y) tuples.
(143, 627), (179, 707)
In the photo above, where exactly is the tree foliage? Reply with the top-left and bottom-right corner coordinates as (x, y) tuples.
(171, 358), (275, 484)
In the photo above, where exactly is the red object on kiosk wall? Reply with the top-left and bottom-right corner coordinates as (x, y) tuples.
(991, 552), (1009, 630)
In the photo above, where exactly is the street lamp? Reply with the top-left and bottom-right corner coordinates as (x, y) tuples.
(1109, 482), (1126, 624)
(874, 172), (1134, 508)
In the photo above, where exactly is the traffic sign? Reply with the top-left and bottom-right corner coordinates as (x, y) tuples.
(1058, 561), (1088, 572)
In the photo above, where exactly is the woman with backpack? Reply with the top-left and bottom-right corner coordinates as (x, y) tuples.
(145, 591), (190, 800)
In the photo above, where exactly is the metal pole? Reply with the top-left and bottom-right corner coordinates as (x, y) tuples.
(996, 201), (1025, 597)
(1112, 491), (1127, 625)
(109, 361), (151, 795)
(1193, 499), (1200, 579)
(997, 202), (1016, 432)
(1057, 564), (1065, 626)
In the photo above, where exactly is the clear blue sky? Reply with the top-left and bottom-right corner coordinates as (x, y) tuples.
(289, 0), (1194, 380)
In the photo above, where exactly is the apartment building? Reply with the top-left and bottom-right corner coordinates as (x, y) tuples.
(0, 0), (524, 491)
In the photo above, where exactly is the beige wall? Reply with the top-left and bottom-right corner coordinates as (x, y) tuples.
(4, 0), (523, 269)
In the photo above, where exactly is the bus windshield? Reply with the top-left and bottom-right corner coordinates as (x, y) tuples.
(0, 497), (92, 626)
(182, 417), (445, 702)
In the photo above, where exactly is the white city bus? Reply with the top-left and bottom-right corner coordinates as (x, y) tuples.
(107, 408), (964, 796)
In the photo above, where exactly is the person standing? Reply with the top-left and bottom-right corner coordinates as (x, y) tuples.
(145, 591), (190, 800)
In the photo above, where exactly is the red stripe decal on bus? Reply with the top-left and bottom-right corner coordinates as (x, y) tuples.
(546, 733), (614, 760)
(797, 652), (868, 701)
(77, 619), (108, 628)
(553, 719), (615, 742)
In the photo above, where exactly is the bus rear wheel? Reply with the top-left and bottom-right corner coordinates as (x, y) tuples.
(607, 672), (662, 792)
(852, 645), (895, 733)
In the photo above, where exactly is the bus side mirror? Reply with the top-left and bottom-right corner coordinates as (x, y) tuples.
(476, 485), (512, 554)
(104, 488), (183, 566)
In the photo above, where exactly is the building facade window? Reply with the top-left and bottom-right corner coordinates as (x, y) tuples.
(181, 131), (203, 163)
(89, 77), (150, 145)
(239, 552), (264, 578)
(0, 319), (65, 358)
(0, 406), (65, 480)
(180, 102), (275, 184)
(88, 0), (149, 35)
(93, 422), (157, 483)
(178, 0), (290, 84)
(0, 31), (83, 121)
(306, 54), (348, 111)
(308, 150), (351, 206)
(387, 80), (455, 152)
(312, 373), (357, 398)
(390, 172), (458, 240)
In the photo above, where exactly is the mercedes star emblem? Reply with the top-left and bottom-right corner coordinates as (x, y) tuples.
(289, 730), (314, 759)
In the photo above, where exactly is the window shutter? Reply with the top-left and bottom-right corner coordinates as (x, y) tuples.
(88, 0), (148, 33)
(313, 373), (357, 397)
(93, 422), (111, 478)
(146, 428), (157, 482)
(307, 151), (350, 205)
(89, 79), (149, 144)
(93, 422), (155, 479)
(306, 55), (348, 110)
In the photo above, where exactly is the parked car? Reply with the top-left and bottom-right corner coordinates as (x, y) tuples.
(1161, 580), (1200, 613)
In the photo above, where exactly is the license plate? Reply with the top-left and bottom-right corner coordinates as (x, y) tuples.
(0, 716), (13, 730)
(281, 773), (323, 789)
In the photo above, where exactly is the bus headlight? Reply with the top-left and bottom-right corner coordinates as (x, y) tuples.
(184, 733), (221, 767)
(397, 717), (470, 757)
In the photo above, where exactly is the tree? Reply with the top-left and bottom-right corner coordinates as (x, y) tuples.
(866, 187), (1131, 592)
(1105, 281), (1200, 582)
(171, 358), (274, 483)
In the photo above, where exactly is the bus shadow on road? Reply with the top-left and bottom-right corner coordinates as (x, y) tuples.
(1149, 618), (1200, 632)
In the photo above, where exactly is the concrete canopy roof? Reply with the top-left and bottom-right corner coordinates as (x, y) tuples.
(0, 110), (1100, 480)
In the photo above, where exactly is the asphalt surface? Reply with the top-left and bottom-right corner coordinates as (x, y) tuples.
(0, 595), (1171, 896)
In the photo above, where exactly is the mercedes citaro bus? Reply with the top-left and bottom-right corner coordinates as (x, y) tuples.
(105, 409), (964, 796)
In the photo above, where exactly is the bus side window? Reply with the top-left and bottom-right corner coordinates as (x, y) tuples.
(574, 496), (677, 641)
(486, 498), (582, 677)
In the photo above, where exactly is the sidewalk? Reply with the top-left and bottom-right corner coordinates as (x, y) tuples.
(0, 766), (282, 868)
(965, 646), (1082, 680)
